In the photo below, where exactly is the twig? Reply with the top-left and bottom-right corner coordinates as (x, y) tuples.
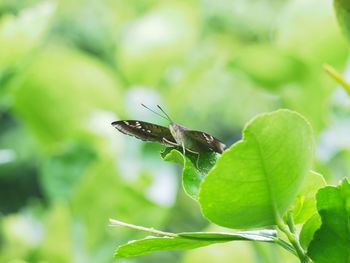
(323, 64), (350, 95)
(109, 218), (177, 237)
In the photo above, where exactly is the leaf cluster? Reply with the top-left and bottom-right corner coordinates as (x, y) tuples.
(111, 110), (350, 263)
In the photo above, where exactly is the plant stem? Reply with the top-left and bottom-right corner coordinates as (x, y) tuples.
(285, 211), (296, 234)
(323, 64), (350, 95)
(109, 218), (177, 237)
(273, 237), (297, 256)
(276, 219), (310, 263)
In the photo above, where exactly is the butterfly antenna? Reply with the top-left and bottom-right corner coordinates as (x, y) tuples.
(157, 105), (173, 122)
(141, 103), (170, 122)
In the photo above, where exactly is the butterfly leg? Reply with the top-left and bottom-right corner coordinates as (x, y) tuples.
(181, 143), (186, 156)
(186, 148), (201, 170)
(162, 138), (179, 147)
(163, 138), (200, 169)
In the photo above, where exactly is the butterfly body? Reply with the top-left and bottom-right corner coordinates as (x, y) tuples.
(168, 123), (188, 147)
(112, 120), (226, 154)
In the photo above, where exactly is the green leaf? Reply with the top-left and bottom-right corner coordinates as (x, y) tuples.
(114, 231), (276, 258)
(299, 214), (321, 250)
(290, 171), (326, 224)
(199, 109), (314, 228)
(178, 230), (277, 241)
(307, 179), (350, 263)
(334, 0), (350, 44)
(161, 148), (219, 199)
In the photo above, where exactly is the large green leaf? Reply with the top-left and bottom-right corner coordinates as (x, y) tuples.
(114, 230), (277, 258)
(161, 148), (219, 199)
(307, 179), (350, 263)
(199, 109), (314, 228)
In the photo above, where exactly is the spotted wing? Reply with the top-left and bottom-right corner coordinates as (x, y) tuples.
(111, 120), (176, 146)
(184, 130), (227, 154)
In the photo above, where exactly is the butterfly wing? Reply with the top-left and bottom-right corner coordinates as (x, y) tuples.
(183, 130), (227, 154)
(111, 120), (177, 146)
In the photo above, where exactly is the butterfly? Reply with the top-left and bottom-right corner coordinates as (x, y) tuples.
(111, 105), (227, 158)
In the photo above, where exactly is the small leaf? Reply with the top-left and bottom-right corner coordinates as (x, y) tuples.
(199, 109), (314, 228)
(290, 171), (326, 224)
(299, 214), (321, 250)
(307, 179), (350, 263)
(334, 0), (350, 44)
(161, 148), (219, 199)
(114, 231), (276, 258)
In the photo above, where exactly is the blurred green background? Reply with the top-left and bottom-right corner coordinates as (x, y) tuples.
(0, 0), (349, 262)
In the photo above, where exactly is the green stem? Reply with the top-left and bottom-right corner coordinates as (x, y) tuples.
(285, 211), (296, 234)
(109, 218), (177, 237)
(273, 237), (297, 256)
(323, 64), (350, 95)
(276, 219), (310, 263)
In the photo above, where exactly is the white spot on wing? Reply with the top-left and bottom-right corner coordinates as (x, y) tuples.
(135, 121), (143, 129)
(203, 133), (214, 143)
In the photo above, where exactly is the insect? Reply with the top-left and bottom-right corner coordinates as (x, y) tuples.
(111, 105), (227, 163)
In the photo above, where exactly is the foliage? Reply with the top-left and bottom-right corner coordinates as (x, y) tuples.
(111, 110), (322, 263)
(307, 179), (350, 263)
(1, 0), (350, 263)
(161, 148), (218, 199)
(199, 110), (313, 229)
(112, 108), (349, 263)
(334, 0), (350, 43)
(114, 227), (279, 258)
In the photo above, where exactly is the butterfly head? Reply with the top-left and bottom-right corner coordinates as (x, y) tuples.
(140, 104), (186, 144)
